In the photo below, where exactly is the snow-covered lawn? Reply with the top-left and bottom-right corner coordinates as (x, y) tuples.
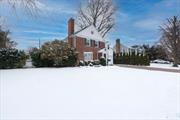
(0, 66), (180, 120)
(150, 63), (180, 70)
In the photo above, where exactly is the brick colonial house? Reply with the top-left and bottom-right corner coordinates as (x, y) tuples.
(65, 18), (140, 64)
(66, 18), (106, 62)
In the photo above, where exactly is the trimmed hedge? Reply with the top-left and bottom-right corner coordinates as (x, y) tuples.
(0, 48), (28, 69)
(114, 52), (150, 66)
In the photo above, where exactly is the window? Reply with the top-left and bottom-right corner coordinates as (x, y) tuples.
(90, 40), (94, 47)
(85, 39), (99, 48)
(84, 52), (93, 61)
(95, 41), (99, 48)
(85, 38), (90, 46)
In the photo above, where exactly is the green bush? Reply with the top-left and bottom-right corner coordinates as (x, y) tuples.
(99, 58), (106, 66)
(78, 60), (100, 66)
(114, 52), (150, 66)
(0, 48), (28, 69)
(30, 48), (54, 67)
(79, 61), (85, 66)
(84, 61), (88, 66)
(30, 48), (42, 67)
(30, 40), (77, 67)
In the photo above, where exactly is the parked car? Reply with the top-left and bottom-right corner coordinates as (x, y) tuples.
(151, 59), (170, 64)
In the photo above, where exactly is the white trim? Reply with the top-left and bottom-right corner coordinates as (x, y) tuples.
(85, 38), (91, 47)
(75, 25), (104, 42)
(95, 41), (99, 48)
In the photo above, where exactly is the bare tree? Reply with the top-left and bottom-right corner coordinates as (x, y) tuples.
(0, 0), (40, 16)
(0, 27), (16, 48)
(160, 16), (180, 67)
(77, 0), (117, 37)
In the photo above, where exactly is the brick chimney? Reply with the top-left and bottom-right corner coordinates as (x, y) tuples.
(68, 18), (74, 47)
(68, 18), (74, 36)
(116, 39), (120, 54)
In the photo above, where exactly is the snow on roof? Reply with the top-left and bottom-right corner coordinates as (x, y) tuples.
(98, 48), (105, 53)
(98, 47), (113, 53)
(74, 25), (104, 42)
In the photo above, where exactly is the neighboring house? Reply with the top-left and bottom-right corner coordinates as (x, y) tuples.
(114, 39), (143, 55)
(66, 18), (113, 64)
(98, 45), (114, 65)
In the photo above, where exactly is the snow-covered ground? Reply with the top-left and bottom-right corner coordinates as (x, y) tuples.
(0, 66), (180, 120)
(150, 63), (180, 70)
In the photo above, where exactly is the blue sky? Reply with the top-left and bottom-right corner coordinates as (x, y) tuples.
(0, 0), (179, 50)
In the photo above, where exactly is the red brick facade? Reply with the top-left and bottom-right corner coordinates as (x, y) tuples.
(67, 18), (105, 61)
(75, 37), (105, 60)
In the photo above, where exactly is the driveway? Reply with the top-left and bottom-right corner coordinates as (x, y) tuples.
(116, 64), (180, 73)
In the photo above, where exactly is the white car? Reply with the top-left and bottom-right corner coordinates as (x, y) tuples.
(151, 59), (170, 64)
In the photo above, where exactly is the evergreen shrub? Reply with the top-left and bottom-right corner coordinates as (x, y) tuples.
(0, 48), (28, 69)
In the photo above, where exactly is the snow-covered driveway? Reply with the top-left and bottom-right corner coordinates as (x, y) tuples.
(0, 66), (180, 119)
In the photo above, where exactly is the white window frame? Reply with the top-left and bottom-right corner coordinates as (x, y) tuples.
(84, 52), (93, 61)
(95, 41), (99, 48)
(85, 38), (90, 46)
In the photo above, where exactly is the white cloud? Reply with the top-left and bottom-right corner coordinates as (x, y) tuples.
(0, 0), (76, 18)
(0, 16), (8, 29)
(37, 1), (77, 15)
(14, 35), (66, 50)
(134, 19), (163, 30)
(132, 0), (179, 31)
(23, 30), (61, 35)
(0, 0), (43, 11)
(117, 11), (130, 22)
(118, 12), (129, 18)
(154, 0), (180, 8)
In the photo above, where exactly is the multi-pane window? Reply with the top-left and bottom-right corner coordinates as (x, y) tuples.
(90, 40), (94, 47)
(85, 38), (90, 46)
(95, 41), (99, 48)
(85, 38), (100, 48)
(84, 52), (93, 61)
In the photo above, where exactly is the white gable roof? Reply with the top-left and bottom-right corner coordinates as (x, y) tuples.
(74, 23), (81, 33)
(75, 25), (104, 42)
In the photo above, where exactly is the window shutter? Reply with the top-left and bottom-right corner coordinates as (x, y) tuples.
(99, 41), (101, 48)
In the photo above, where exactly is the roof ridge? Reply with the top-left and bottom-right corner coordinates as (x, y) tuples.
(74, 24), (92, 35)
